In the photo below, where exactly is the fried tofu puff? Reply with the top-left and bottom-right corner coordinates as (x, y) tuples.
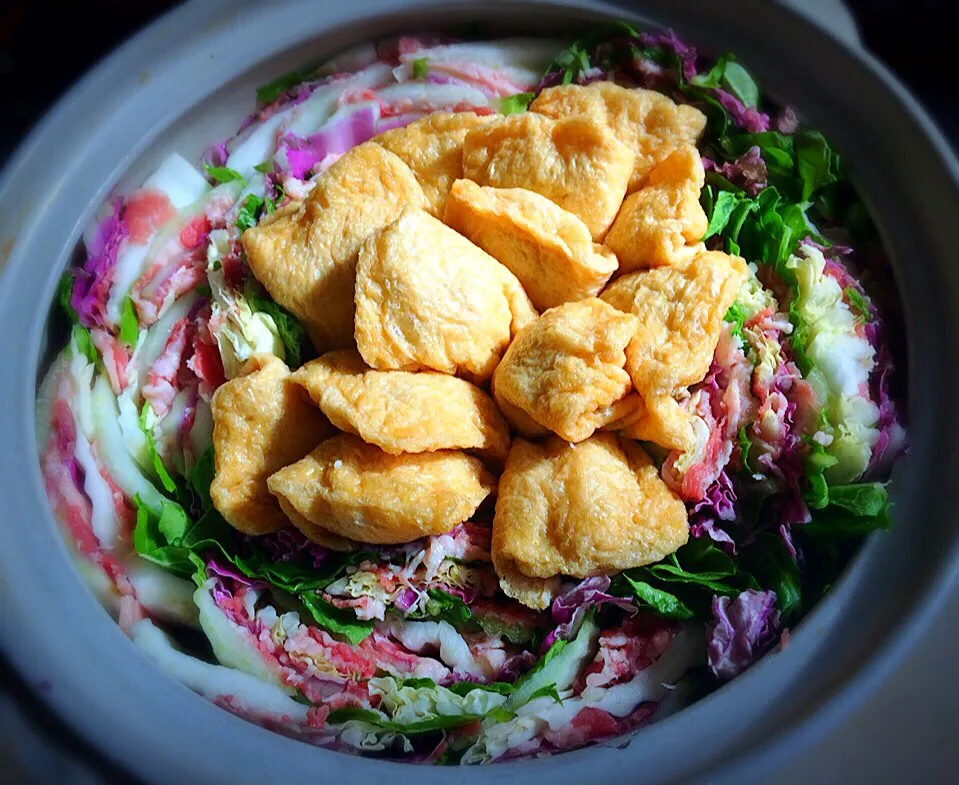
(267, 434), (495, 545)
(290, 349), (510, 466)
(604, 145), (708, 272)
(492, 434), (689, 609)
(605, 394), (700, 457)
(354, 208), (536, 383)
(492, 298), (642, 443)
(461, 112), (634, 240)
(375, 111), (494, 217)
(274, 499), (354, 552)
(241, 143), (428, 353)
(601, 250), (749, 451)
(443, 179), (618, 311)
(530, 81), (707, 191)
(210, 354), (335, 536)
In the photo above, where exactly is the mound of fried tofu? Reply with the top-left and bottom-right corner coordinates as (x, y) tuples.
(211, 82), (750, 606)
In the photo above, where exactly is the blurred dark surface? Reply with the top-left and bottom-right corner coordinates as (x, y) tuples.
(0, 1), (957, 784)
(1, 0), (957, 161)
(0, 0), (184, 163)
(847, 0), (959, 144)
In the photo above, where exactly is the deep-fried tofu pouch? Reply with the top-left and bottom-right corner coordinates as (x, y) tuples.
(209, 354), (335, 536)
(604, 145), (709, 272)
(604, 393), (699, 454)
(267, 434), (495, 545)
(274, 497), (354, 552)
(601, 251), (749, 450)
(530, 81), (707, 191)
(290, 349), (510, 465)
(461, 112), (634, 241)
(492, 298), (642, 443)
(241, 143), (428, 353)
(443, 179), (619, 311)
(496, 563), (561, 613)
(375, 111), (493, 217)
(354, 208), (537, 383)
(492, 434), (688, 609)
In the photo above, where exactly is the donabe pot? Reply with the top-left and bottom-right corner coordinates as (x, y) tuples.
(0, 1), (956, 784)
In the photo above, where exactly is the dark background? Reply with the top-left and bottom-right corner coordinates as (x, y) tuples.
(1, 0), (958, 160)
(1, 0), (957, 783)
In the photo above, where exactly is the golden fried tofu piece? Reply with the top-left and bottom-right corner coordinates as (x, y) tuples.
(209, 354), (335, 535)
(241, 143), (428, 353)
(290, 349), (510, 465)
(602, 251), (749, 393)
(267, 434), (495, 545)
(275, 498), (354, 551)
(354, 208), (537, 383)
(443, 179), (619, 311)
(530, 81), (707, 191)
(601, 251), (749, 450)
(461, 112), (634, 240)
(375, 112), (493, 217)
(492, 434), (688, 608)
(496, 563), (561, 612)
(604, 145), (709, 272)
(605, 393), (698, 453)
(492, 298), (642, 443)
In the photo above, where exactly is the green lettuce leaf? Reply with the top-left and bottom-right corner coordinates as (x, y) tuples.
(118, 296), (139, 348)
(246, 291), (307, 368)
(231, 546), (374, 595)
(845, 287), (870, 322)
(139, 403), (177, 494)
(690, 53), (730, 89)
(411, 57), (430, 79)
(58, 271), (79, 322)
(801, 483), (892, 542)
(132, 498), (200, 574)
(204, 164), (246, 187)
(406, 589), (472, 625)
(622, 576), (695, 620)
(613, 539), (758, 620)
(704, 189), (751, 240)
(235, 194), (265, 233)
(504, 610), (598, 711)
(131, 487), (375, 641)
(827, 482), (889, 517)
(256, 69), (313, 104)
(795, 129), (840, 202)
(70, 324), (100, 366)
(803, 439), (840, 509)
(402, 677), (439, 690)
(526, 684), (563, 704)
(802, 503), (892, 541)
(724, 300), (749, 339)
(187, 445), (215, 513)
(548, 43), (592, 85)
(738, 533), (801, 621)
(721, 61), (759, 108)
(58, 272), (101, 365)
(498, 92), (535, 115)
(265, 184), (284, 216)
(300, 593), (374, 645)
(738, 425), (753, 472)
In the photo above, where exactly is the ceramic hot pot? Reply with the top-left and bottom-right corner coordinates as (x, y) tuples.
(0, 1), (956, 783)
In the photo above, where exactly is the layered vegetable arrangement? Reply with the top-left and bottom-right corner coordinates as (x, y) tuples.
(40, 26), (906, 763)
